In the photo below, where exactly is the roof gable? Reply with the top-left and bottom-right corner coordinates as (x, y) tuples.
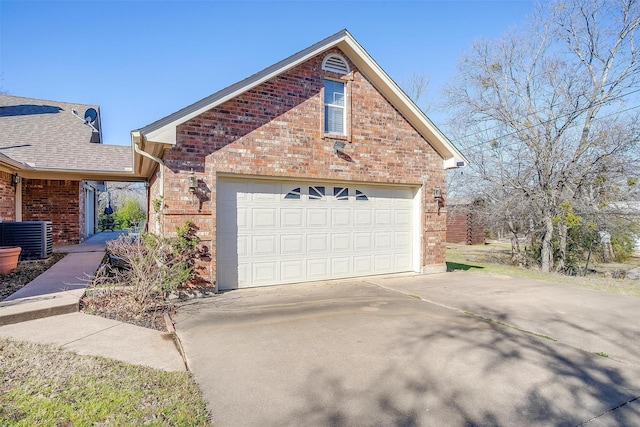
(134, 30), (466, 168)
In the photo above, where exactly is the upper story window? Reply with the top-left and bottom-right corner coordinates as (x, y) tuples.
(324, 79), (345, 135)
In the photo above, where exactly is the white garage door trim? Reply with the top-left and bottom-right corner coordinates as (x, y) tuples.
(217, 178), (420, 290)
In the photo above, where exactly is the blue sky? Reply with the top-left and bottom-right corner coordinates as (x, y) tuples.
(1, 0), (533, 145)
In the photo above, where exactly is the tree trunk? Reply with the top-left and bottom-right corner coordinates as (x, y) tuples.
(555, 222), (567, 273)
(540, 215), (554, 273)
(507, 219), (521, 265)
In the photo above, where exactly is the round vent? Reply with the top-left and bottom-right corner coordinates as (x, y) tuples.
(322, 54), (350, 74)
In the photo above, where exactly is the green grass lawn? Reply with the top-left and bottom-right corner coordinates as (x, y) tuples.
(446, 242), (640, 297)
(0, 338), (211, 426)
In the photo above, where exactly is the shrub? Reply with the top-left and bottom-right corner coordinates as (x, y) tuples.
(611, 232), (635, 262)
(86, 221), (206, 325)
(113, 198), (146, 230)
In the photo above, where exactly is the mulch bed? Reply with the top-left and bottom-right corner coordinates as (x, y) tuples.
(0, 253), (66, 301)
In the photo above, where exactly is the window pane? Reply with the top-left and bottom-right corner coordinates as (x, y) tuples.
(325, 106), (344, 134)
(324, 80), (345, 106)
(324, 79), (345, 135)
(334, 187), (348, 200)
(284, 187), (301, 200)
(309, 186), (325, 200)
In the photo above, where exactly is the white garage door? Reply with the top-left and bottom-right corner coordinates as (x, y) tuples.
(217, 179), (417, 290)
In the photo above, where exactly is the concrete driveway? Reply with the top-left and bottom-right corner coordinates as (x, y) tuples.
(175, 272), (640, 426)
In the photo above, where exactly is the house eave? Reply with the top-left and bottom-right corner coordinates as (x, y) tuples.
(17, 168), (145, 182)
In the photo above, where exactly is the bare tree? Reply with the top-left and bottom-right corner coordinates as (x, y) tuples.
(401, 71), (432, 113)
(445, 0), (640, 272)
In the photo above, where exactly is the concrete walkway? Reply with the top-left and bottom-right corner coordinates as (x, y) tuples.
(0, 231), (121, 325)
(0, 231), (186, 372)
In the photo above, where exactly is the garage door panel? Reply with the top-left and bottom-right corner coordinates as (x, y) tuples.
(354, 232), (372, 250)
(307, 259), (329, 278)
(354, 255), (373, 274)
(252, 262), (278, 284)
(395, 252), (412, 270)
(331, 209), (350, 227)
(331, 257), (351, 275)
(252, 235), (277, 256)
(307, 234), (329, 253)
(281, 209), (303, 228)
(374, 209), (392, 226)
(235, 235), (248, 257)
(307, 209), (328, 227)
(331, 233), (351, 252)
(217, 179), (416, 289)
(395, 209), (411, 226)
(395, 231), (411, 249)
(374, 254), (393, 272)
(252, 208), (277, 228)
(281, 234), (304, 255)
(281, 260), (304, 281)
(374, 232), (393, 249)
(354, 210), (372, 227)
(234, 207), (247, 229)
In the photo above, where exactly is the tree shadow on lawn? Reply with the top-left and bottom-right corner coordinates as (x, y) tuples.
(446, 261), (485, 271)
(278, 304), (640, 427)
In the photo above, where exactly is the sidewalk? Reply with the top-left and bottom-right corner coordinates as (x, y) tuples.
(0, 231), (186, 372)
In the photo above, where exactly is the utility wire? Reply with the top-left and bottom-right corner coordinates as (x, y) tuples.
(453, 97), (640, 155)
(448, 85), (640, 145)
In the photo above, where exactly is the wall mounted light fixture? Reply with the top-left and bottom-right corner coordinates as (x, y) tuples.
(434, 186), (445, 213)
(333, 141), (346, 153)
(11, 173), (20, 187)
(187, 170), (197, 192)
(433, 187), (442, 200)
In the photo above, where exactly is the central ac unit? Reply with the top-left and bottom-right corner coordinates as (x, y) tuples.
(0, 221), (53, 260)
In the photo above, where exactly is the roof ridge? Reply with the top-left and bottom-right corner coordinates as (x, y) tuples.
(0, 94), (99, 110)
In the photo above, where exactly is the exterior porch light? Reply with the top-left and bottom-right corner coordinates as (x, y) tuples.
(433, 187), (442, 200)
(188, 170), (198, 192)
(11, 173), (20, 187)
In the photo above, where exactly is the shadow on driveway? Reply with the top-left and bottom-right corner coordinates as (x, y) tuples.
(175, 278), (640, 427)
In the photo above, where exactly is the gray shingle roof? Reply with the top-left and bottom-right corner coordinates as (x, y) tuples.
(0, 94), (132, 172)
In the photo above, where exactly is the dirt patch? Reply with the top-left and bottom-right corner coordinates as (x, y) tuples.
(80, 287), (173, 332)
(0, 253), (66, 301)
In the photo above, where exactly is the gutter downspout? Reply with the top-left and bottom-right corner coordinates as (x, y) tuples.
(132, 132), (164, 235)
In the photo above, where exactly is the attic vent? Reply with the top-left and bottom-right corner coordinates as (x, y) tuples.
(322, 54), (350, 75)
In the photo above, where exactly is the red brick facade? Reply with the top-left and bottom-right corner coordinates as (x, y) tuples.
(22, 179), (82, 244)
(152, 48), (448, 284)
(0, 170), (16, 222)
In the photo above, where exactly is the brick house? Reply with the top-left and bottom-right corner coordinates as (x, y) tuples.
(132, 30), (466, 290)
(0, 95), (136, 245)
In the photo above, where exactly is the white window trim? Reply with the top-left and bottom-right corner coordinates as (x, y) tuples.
(324, 78), (347, 136)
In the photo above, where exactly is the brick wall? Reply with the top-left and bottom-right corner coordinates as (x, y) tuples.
(22, 179), (81, 244)
(0, 170), (16, 222)
(153, 47), (447, 283)
(446, 207), (486, 245)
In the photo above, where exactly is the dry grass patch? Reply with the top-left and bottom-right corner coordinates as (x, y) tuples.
(447, 242), (640, 297)
(0, 338), (211, 426)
